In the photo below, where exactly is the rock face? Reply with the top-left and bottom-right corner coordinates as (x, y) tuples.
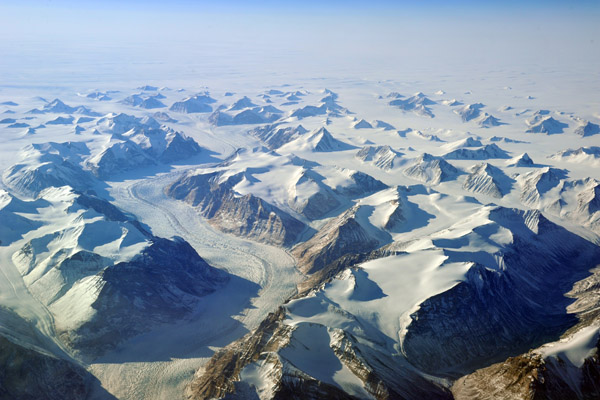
(463, 163), (512, 198)
(288, 169), (342, 220)
(124, 127), (202, 163)
(27, 98), (100, 116)
(249, 124), (308, 149)
(0, 335), (93, 400)
(352, 119), (373, 129)
(6, 187), (228, 359)
(550, 146), (600, 165)
(519, 167), (566, 206)
(476, 113), (502, 127)
(209, 106), (282, 126)
(401, 208), (600, 376)
(228, 96), (257, 110)
(96, 113), (160, 135)
(188, 205), (600, 400)
(166, 171), (305, 246)
(169, 93), (216, 113)
(452, 267), (600, 400)
(186, 308), (452, 400)
(2, 142), (96, 197)
(282, 127), (356, 152)
(65, 238), (227, 358)
(389, 92), (436, 117)
(577, 181), (600, 217)
(292, 205), (380, 274)
(455, 103), (485, 122)
(574, 121), (600, 137)
(121, 93), (166, 109)
(507, 152), (534, 167)
(86, 127), (202, 179)
(443, 144), (510, 160)
(404, 153), (459, 184)
(356, 145), (403, 170)
(373, 120), (395, 130)
(47, 116), (74, 125)
(452, 353), (568, 400)
(526, 111), (568, 134)
(86, 139), (156, 179)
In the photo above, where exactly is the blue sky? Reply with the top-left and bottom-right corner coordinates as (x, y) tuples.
(1, 1), (598, 85)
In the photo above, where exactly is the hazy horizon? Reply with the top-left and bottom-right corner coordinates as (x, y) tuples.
(1, 0), (599, 88)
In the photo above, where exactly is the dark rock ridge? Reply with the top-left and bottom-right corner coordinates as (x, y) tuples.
(574, 121), (600, 137)
(519, 167), (567, 206)
(302, 127), (357, 152)
(452, 266), (600, 400)
(0, 335), (95, 400)
(27, 98), (100, 116)
(356, 145), (403, 170)
(551, 146), (600, 162)
(289, 168), (387, 220)
(404, 153), (460, 184)
(507, 152), (534, 167)
(389, 92), (436, 118)
(3, 142), (97, 197)
(443, 144), (510, 160)
(292, 205), (381, 274)
(63, 238), (227, 358)
(249, 124), (308, 149)
(186, 308), (452, 400)
(169, 93), (216, 113)
(526, 112), (568, 134)
(454, 103), (484, 122)
(352, 119), (373, 129)
(463, 162), (512, 198)
(166, 171), (305, 246)
(96, 112), (160, 135)
(86, 127), (202, 179)
(209, 106), (282, 126)
(401, 207), (600, 376)
(121, 93), (166, 109)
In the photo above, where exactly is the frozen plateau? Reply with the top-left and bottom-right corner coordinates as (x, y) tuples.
(1, 74), (600, 400)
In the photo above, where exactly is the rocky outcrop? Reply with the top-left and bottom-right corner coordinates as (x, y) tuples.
(454, 103), (484, 122)
(404, 153), (459, 184)
(389, 92), (436, 118)
(3, 142), (97, 197)
(443, 144), (510, 160)
(288, 170), (342, 220)
(209, 107), (282, 126)
(292, 205), (380, 274)
(518, 167), (566, 206)
(0, 335), (93, 400)
(507, 152), (534, 167)
(249, 124), (308, 149)
(463, 163), (512, 198)
(452, 267), (600, 400)
(86, 139), (156, 179)
(401, 208), (600, 376)
(186, 308), (451, 400)
(121, 93), (166, 109)
(62, 238), (227, 358)
(166, 171), (305, 246)
(574, 121), (600, 137)
(526, 111), (568, 134)
(356, 145), (403, 170)
(96, 113), (160, 134)
(86, 127), (202, 179)
(169, 93), (216, 113)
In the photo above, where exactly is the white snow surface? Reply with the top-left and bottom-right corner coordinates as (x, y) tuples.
(1, 68), (600, 400)
(538, 325), (600, 368)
